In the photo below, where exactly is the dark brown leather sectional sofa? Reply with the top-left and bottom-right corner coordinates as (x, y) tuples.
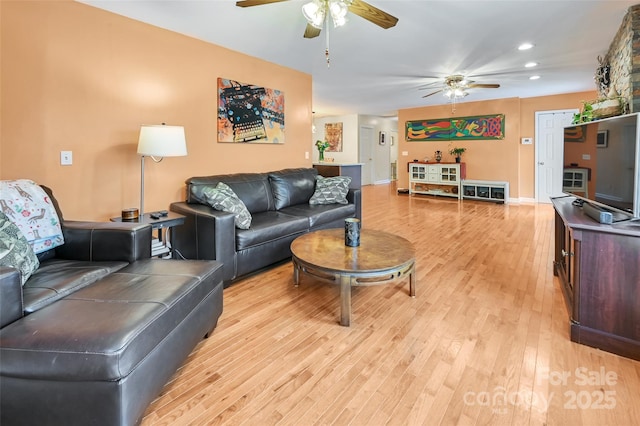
(0, 187), (224, 426)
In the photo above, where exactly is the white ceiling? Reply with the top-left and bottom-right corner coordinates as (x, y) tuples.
(79, 0), (636, 117)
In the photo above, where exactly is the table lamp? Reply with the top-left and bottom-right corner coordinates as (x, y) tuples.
(137, 124), (187, 215)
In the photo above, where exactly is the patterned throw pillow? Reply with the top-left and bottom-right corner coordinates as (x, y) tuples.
(0, 211), (40, 285)
(201, 182), (252, 229)
(0, 179), (64, 254)
(309, 176), (352, 205)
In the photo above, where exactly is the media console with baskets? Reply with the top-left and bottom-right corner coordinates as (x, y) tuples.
(462, 179), (509, 204)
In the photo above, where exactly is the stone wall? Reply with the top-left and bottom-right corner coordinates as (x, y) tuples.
(604, 4), (640, 113)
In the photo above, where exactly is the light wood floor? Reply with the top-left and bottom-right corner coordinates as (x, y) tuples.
(142, 183), (640, 426)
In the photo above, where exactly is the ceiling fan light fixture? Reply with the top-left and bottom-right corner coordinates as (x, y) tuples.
(329, 0), (349, 27)
(302, 0), (325, 28)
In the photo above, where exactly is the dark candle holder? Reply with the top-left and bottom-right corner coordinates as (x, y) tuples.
(345, 218), (361, 247)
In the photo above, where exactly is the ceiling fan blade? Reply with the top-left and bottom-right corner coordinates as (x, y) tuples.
(468, 83), (500, 89)
(348, 0), (398, 29)
(236, 0), (291, 7)
(422, 89), (443, 98)
(304, 24), (322, 39)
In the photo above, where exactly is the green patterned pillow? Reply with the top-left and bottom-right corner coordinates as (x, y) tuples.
(0, 211), (40, 285)
(309, 175), (352, 205)
(201, 182), (252, 229)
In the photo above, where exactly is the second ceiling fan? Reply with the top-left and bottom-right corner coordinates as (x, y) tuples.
(422, 75), (501, 99)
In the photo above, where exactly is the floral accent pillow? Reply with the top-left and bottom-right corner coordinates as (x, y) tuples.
(201, 182), (252, 229)
(0, 180), (64, 254)
(0, 211), (40, 285)
(309, 176), (352, 205)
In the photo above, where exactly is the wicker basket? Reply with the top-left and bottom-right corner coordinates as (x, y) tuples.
(591, 99), (623, 119)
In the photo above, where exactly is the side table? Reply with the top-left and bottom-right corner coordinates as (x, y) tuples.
(111, 212), (185, 258)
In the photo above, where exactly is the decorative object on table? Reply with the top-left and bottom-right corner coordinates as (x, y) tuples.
(325, 122), (343, 151)
(434, 150), (442, 162)
(137, 124), (187, 215)
(121, 208), (139, 221)
(344, 218), (361, 247)
(316, 139), (330, 162)
(217, 78), (284, 144)
(406, 114), (505, 141)
(449, 147), (466, 163)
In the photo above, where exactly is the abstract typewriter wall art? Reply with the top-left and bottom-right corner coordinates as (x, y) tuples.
(217, 78), (285, 143)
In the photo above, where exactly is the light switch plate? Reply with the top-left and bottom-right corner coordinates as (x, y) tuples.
(521, 137), (533, 145)
(60, 151), (73, 165)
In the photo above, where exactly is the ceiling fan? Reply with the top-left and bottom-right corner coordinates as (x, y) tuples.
(235, 0), (398, 39)
(422, 75), (500, 99)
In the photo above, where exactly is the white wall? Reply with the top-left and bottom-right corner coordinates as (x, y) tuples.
(312, 114), (397, 183)
(312, 114), (359, 163)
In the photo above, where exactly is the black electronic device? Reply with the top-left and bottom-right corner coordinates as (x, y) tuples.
(157, 210), (168, 216)
(150, 213), (161, 220)
(563, 113), (640, 221)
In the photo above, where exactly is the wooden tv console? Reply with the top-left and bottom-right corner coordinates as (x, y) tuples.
(552, 196), (640, 361)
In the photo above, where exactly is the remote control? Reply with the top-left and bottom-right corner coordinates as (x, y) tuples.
(157, 210), (168, 216)
(150, 213), (161, 219)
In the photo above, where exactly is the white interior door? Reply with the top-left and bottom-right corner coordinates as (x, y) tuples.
(535, 110), (577, 203)
(359, 125), (374, 185)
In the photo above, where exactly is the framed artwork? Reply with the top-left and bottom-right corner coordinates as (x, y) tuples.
(597, 130), (608, 148)
(406, 114), (505, 141)
(217, 78), (284, 144)
(325, 122), (343, 152)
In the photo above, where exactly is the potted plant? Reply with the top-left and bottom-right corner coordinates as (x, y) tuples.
(449, 147), (466, 163)
(315, 139), (329, 162)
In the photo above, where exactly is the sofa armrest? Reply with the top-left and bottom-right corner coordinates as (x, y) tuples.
(55, 221), (152, 262)
(0, 267), (23, 328)
(170, 202), (236, 283)
(347, 188), (362, 223)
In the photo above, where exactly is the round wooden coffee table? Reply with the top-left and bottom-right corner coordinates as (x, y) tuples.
(290, 228), (416, 326)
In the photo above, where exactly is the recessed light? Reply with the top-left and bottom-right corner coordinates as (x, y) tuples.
(525, 62), (538, 68)
(530, 75), (541, 80)
(518, 43), (534, 50)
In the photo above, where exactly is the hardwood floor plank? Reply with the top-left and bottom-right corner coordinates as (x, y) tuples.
(142, 184), (640, 426)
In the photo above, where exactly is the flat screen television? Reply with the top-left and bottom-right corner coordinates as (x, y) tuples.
(562, 112), (640, 221)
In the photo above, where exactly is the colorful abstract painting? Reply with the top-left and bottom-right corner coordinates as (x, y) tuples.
(217, 78), (285, 144)
(406, 114), (505, 141)
(325, 122), (343, 152)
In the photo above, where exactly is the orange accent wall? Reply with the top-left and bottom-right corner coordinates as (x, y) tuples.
(0, 1), (312, 220)
(397, 91), (596, 200)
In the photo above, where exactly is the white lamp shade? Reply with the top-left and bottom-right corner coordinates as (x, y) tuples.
(137, 125), (187, 157)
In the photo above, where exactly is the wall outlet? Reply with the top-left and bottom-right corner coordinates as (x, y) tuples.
(305, 151), (309, 159)
(401, 151), (409, 156)
(60, 151), (73, 165)
(521, 137), (533, 145)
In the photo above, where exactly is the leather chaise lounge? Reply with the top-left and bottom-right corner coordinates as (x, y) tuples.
(169, 167), (361, 286)
(0, 186), (224, 426)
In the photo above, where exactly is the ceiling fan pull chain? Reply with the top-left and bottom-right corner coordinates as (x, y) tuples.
(325, 14), (330, 67)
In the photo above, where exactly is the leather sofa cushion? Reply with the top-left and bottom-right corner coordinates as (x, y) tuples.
(22, 259), (128, 314)
(268, 168), (318, 210)
(236, 211), (308, 250)
(279, 203), (356, 228)
(0, 259), (222, 382)
(187, 173), (275, 214)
